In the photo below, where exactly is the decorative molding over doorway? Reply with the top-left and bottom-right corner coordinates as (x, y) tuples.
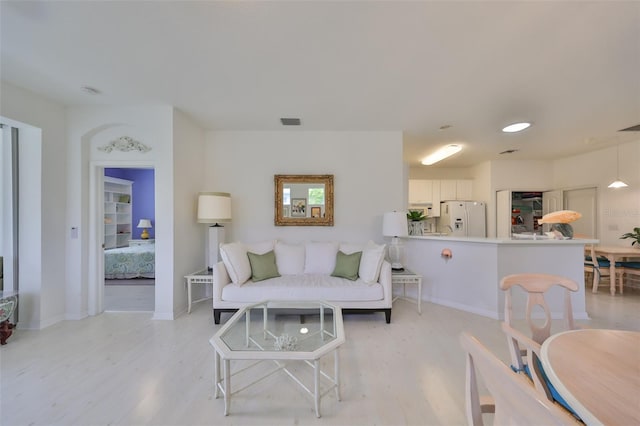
(97, 136), (151, 153)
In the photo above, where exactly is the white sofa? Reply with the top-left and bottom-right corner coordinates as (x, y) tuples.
(212, 240), (393, 324)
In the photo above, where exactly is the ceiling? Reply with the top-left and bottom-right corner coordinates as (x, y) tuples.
(1, 1), (639, 168)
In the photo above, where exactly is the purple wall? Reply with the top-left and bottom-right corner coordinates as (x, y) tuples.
(105, 168), (155, 239)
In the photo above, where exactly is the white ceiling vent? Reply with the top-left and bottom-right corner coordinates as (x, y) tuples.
(280, 118), (301, 126)
(619, 124), (640, 131)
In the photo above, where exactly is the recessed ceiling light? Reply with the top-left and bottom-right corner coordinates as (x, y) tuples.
(421, 144), (462, 165)
(81, 86), (101, 95)
(502, 122), (531, 133)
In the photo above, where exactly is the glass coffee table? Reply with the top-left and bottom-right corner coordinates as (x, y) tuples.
(209, 300), (345, 417)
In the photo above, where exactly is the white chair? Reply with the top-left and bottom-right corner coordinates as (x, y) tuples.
(499, 273), (581, 408)
(460, 332), (578, 426)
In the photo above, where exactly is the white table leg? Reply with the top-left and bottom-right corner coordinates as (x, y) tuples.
(314, 359), (321, 418)
(334, 348), (341, 401)
(214, 351), (221, 398)
(187, 278), (193, 313)
(224, 359), (231, 416)
(417, 278), (422, 314)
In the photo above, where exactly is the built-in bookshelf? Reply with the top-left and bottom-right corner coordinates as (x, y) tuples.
(104, 176), (133, 249)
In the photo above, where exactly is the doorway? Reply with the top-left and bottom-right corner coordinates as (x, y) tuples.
(103, 167), (155, 311)
(88, 162), (157, 315)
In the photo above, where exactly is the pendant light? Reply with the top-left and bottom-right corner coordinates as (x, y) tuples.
(608, 143), (628, 188)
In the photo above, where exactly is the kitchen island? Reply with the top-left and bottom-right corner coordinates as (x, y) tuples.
(403, 236), (597, 320)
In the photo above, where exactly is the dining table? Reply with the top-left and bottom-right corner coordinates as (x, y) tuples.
(541, 329), (640, 426)
(593, 245), (640, 295)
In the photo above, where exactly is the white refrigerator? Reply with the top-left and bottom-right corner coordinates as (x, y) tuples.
(438, 201), (486, 237)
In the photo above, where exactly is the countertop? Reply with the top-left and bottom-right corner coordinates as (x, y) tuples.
(407, 235), (599, 245)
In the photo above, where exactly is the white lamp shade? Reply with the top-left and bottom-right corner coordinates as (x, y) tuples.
(197, 192), (232, 223)
(137, 219), (152, 228)
(383, 211), (408, 237)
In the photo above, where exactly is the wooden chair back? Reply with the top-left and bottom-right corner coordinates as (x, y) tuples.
(500, 273), (578, 345)
(460, 332), (577, 426)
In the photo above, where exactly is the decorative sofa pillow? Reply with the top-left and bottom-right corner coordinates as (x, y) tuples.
(304, 241), (339, 274)
(274, 242), (305, 275)
(247, 250), (280, 282)
(360, 241), (386, 284)
(331, 250), (362, 280)
(339, 241), (386, 284)
(220, 240), (275, 285)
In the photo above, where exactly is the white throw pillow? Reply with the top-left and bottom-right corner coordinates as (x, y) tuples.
(274, 242), (306, 275)
(246, 240), (275, 255)
(359, 241), (386, 284)
(339, 242), (364, 255)
(304, 241), (339, 274)
(219, 242), (251, 285)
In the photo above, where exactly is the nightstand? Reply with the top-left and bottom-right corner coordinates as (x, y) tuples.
(129, 239), (155, 246)
(391, 269), (423, 314)
(184, 269), (213, 314)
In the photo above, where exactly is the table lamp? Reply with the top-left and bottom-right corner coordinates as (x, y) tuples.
(197, 192), (232, 269)
(383, 211), (408, 271)
(137, 219), (152, 239)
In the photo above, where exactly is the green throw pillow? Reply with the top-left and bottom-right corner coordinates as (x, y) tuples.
(331, 250), (362, 281)
(247, 250), (281, 282)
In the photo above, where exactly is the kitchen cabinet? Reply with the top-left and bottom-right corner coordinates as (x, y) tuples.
(409, 179), (432, 204)
(408, 179), (441, 216)
(104, 176), (133, 249)
(440, 179), (473, 201)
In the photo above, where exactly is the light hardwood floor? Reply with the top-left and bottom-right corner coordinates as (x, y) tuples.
(2, 289), (638, 425)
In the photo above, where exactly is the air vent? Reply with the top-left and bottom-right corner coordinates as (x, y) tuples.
(499, 149), (519, 155)
(619, 124), (640, 131)
(280, 118), (301, 126)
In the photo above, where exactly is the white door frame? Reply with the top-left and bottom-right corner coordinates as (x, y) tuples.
(88, 160), (155, 315)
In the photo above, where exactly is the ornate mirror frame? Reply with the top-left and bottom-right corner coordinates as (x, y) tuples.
(274, 174), (334, 226)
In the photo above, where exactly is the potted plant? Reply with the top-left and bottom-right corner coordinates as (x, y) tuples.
(407, 210), (427, 236)
(620, 227), (640, 247)
(407, 210), (427, 221)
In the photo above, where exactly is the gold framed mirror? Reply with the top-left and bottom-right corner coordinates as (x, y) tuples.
(275, 174), (334, 226)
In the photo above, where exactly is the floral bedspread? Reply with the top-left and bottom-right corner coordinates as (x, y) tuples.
(105, 244), (155, 279)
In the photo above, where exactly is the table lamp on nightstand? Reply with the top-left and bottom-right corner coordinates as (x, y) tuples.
(197, 192), (232, 269)
(137, 219), (152, 239)
(383, 211), (409, 271)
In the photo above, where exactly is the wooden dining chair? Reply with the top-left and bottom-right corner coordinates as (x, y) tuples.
(460, 332), (579, 426)
(586, 244), (623, 294)
(499, 273), (581, 416)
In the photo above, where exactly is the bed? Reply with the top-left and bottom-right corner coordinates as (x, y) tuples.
(104, 244), (155, 279)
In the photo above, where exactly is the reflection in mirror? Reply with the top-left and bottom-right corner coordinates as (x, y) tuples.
(275, 175), (334, 226)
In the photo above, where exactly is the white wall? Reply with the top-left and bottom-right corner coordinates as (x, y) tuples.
(0, 82), (67, 329)
(553, 140), (640, 246)
(204, 131), (404, 245)
(172, 109), (207, 308)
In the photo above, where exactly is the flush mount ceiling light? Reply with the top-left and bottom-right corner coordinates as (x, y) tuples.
(608, 144), (628, 188)
(421, 144), (462, 165)
(502, 122), (531, 133)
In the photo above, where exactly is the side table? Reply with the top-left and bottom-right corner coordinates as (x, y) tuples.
(184, 269), (213, 314)
(391, 269), (423, 314)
